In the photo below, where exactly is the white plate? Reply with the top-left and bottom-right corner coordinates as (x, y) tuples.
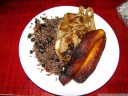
(19, 6), (120, 96)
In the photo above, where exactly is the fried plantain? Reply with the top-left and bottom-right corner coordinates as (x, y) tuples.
(59, 29), (106, 85)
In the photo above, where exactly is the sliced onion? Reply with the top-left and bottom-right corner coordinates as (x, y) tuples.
(72, 34), (79, 50)
(55, 39), (71, 61)
(55, 6), (96, 61)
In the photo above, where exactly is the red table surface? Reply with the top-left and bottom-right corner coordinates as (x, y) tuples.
(0, 0), (128, 96)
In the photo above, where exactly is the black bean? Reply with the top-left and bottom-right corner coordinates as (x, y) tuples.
(55, 59), (60, 62)
(39, 44), (45, 49)
(35, 19), (39, 25)
(36, 30), (38, 32)
(48, 37), (52, 42)
(42, 17), (46, 20)
(60, 71), (64, 74)
(35, 41), (39, 46)
(35, 20), (38, 24)
(38, 26), (42, 30)
(31, 38), (35, 42)
(30, 50), (33, 54)
(41, 64), (45, 67)
(51, 37), (54, 40)
(45, 38), (51, 44)
(41, 24), (47, 27)
(38, 40), (42, 44)
(51, 26), (54, 29)
(42, 42), (47, 47)
(69, 44), (74, 51)
(49, 57), (54, 60)
(40, 51), (44, 54)
(35, 19), (40, 24)
(27, 33), (32, 38)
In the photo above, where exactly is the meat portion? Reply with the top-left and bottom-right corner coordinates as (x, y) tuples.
(59, 29), (106, 85)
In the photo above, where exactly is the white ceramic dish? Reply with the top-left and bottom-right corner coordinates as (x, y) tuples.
(19, 6), (120, 96)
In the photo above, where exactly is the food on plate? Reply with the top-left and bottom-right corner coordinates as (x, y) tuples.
(28, 6), (106, 85)
(55, 6), (96, 61)
(28, 17), (70, 75)
(59, 29), (106, 85)
(74, 34), (106, 83)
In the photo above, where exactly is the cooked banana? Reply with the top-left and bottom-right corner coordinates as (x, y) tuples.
(59, 73), (72, 86)
(64, 29), (105, 77)
(74, 37), (106, 83)
(59, 29), (106, 85)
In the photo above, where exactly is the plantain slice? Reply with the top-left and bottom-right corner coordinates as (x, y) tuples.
(74, 36), (106, 83)
(63, 29), (105, 77)
(59, 29), (106, 85)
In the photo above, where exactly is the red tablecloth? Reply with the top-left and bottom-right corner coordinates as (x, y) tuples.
(0, 0), (128, 96)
